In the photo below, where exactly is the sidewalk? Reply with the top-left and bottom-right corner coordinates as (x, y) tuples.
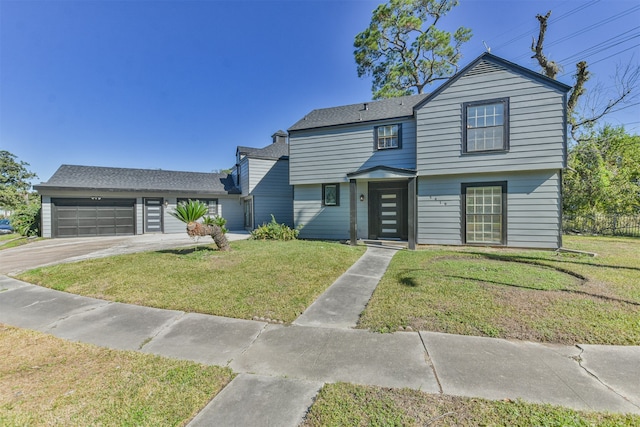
(0, 246), (638, 426)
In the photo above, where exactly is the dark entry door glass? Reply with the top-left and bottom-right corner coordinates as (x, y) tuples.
(368, 182), (408, 240)
(144, 198), (163, 233)
(378, 190), (403, 239)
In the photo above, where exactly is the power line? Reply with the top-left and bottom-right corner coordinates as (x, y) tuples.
(559, 44), (640, 77)
(559, 30), (640, 64)
(491, 0), (601, 52)
(513, 5), (640, 62)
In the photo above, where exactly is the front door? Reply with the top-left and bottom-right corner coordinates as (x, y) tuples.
(144, 198), (163, 233)
(368, 182), (408, 240)
(244, 198), (253, 229)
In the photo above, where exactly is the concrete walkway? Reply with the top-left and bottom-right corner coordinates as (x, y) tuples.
(0, 243), (639, 426)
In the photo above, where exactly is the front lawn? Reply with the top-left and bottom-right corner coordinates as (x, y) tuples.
(303, 383), (639, 426)
(0, 325), (233, 426)
(358, 236), (640, 345)
(17, 239), (365, 323)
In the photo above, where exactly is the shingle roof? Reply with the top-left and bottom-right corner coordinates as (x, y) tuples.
(34, 165), (240, 194)
(251, 141), (289, 159)
(288, 93), (430, 131)
(237, 141), (289, 160)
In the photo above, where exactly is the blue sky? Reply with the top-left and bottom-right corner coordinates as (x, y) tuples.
(1, 0), (639, 185)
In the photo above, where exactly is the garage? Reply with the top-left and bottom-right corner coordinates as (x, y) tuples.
(52, 198), (135, 238)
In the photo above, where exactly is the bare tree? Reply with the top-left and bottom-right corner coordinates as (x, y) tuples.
(531, 10), (639, 141)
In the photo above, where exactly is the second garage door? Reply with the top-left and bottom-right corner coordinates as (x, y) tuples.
(52, 198), (136, 238)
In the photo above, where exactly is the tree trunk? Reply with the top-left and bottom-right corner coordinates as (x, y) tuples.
(186, 222), (230, 251)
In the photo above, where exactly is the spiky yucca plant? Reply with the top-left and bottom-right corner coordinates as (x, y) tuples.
(169, 200), (230, 251)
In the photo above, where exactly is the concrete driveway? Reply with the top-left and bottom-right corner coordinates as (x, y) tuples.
(0, 232), (250, 275)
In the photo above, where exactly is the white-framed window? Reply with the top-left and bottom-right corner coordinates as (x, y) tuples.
(462, 182), (506, 245)
(375, 124), (402, 150)
(322, 183), (340, 206)
(463, 98), (509, 153)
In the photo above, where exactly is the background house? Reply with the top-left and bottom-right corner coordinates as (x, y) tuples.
(287, 53), (571, 249)
(35, 131), (292, 238)
(235, 130), (293, 229)
(35, 166), (243, 238)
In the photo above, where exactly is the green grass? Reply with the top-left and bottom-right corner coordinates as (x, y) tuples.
(0, 233), (30, 249)
(0, 325), (233, 426)
(17, 239), (365, 323)
(358, 236), (640, 345)
(303, 383), (640, 427)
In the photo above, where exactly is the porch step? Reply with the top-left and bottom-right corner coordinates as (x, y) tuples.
(360, 239), (408, 250)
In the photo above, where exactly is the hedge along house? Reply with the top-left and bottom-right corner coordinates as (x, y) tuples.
(34, 165), (244, 238)
(288, 53), (571, 249)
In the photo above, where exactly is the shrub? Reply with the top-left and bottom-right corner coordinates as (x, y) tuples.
(202, 215), (227, 234)
(11, 200), (41, 236)
(251, 215), (301, 241)
(169, 200), (208, 223)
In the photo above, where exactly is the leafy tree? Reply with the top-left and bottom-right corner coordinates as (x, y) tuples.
(169, 200), (230, 251)
(563, 126), (640, 215)
(354, 0), (472, 99)
(1, 150), (37, 210)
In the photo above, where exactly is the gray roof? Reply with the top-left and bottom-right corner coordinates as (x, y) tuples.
(35, 165), (240, 194)
(288, 93), (430, 131)
(237, 141), (289, 160)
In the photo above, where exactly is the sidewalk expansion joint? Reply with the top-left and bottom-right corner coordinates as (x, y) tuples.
(139, 311), (187, 350)
(418, 331), (443, 395)
(237, 321), (269, 358)
(575, 345), (640, 410)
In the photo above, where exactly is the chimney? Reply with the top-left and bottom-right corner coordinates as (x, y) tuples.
(272, 130), (288, 144)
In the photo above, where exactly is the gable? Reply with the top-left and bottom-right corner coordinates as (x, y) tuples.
(415, 53), (571, 110)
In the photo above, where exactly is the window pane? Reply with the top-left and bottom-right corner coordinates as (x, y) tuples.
(465, 185), (503, 244)
(377, 125), (399, 149)
(324, 185), (337, 205)
(466, 101), (505, 152)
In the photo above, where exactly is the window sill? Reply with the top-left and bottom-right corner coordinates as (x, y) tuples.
(462, 149), (509, 155)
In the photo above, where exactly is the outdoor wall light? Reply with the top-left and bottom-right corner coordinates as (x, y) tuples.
(163, 200), (169, 208)
(360, 194), (365, 202)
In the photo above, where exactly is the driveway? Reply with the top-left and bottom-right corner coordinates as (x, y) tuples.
(0, 232), (250, 275)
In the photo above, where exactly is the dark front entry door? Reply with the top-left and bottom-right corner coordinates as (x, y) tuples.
(368, 182), (408, 240)
(144, 198), (163, 233)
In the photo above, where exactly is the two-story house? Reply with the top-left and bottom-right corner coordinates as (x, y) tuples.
(288, 53), (571, 249)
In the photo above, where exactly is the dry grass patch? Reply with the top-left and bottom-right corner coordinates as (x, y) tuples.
(359, 236), (640, 345)
(303, 383), (639, 426)
(0, 325), (233, 426)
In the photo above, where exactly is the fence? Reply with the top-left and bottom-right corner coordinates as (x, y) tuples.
(563, 214), (640, 237)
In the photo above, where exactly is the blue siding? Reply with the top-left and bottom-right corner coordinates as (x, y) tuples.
(289, 118), (417, 185)
(416, 60), (566, 175)
(417, 170), (561, 249)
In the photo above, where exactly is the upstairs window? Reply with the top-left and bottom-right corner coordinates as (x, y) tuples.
(463, 98), (509, 153)
(375, 124), (402, 150)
